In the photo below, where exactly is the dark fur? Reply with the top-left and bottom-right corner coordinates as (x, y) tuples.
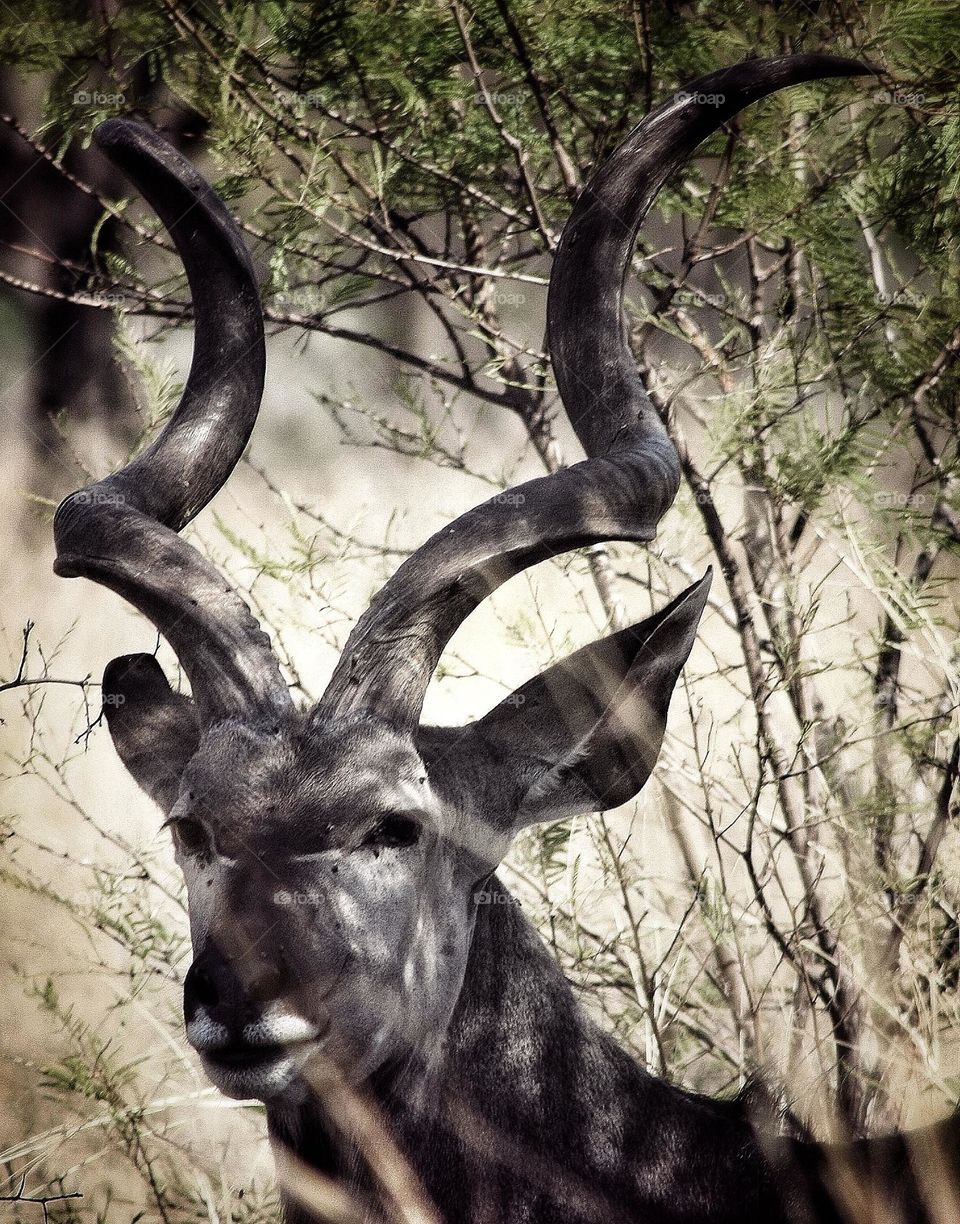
(270, 875), (957, 1224)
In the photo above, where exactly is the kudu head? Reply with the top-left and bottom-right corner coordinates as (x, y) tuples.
(54, 56), (866, 1103)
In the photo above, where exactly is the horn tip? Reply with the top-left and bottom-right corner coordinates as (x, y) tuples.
(52, 554), (80, 579)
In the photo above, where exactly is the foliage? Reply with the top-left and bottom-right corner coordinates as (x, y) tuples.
(0, 0), (958, 1219)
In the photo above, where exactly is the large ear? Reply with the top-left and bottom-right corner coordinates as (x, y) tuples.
(474, 572), (711, 825)
(102, 654), (200, 812)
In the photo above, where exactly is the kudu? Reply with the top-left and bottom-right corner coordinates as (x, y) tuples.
(51, 55), (960, 1224)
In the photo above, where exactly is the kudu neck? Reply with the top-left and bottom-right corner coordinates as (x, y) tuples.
(268, 876), (796, 1223)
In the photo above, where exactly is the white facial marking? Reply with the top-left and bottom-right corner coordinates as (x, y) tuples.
(242, 1007), (322, 1047)
(187, 1004), (326, 1101)
(186, 1012), (230, 1053)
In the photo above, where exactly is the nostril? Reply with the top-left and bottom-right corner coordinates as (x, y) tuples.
(184, 958), (220, 1018)
(184, 950), (286, 1024)
(193, 967), (219, 1007)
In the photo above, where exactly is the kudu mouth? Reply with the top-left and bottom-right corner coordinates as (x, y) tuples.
(194, 1024), (329, 1101)
(192, 1020), (329, 1063)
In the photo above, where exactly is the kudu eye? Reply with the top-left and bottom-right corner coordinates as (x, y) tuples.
(168, 817), (211, 857)
(362, 814), (421, 850)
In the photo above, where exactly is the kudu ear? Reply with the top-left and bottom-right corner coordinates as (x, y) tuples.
(102, 654), (200, 812)
(475, 573), (712, 825)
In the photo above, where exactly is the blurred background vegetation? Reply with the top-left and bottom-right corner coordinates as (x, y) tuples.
(0, 0), (958, 1220)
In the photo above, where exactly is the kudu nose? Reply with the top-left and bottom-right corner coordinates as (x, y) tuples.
(184, 949), (287, 1029)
